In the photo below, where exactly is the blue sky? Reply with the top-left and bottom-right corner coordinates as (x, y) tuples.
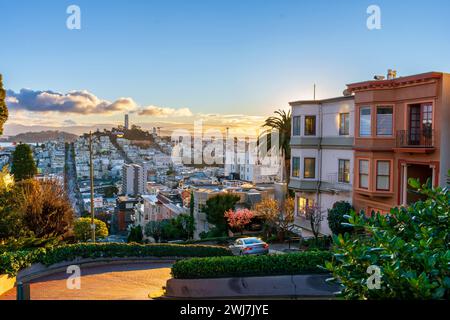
(1, 0), (450, 131)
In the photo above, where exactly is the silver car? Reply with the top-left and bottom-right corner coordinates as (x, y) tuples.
(229, 237), (269, 256)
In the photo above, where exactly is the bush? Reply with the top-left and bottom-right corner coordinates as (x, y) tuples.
(0, 243), (232, 277)
(127, 225), (143, 243)
(327, 201), (354, 235)
(326, 179), (449, 300)
(171, 250), (332, 279)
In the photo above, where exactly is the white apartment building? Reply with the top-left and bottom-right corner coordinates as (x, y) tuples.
(122, 163), (147, 196)
(225, 141), (282, 184)
(289, 96), (355, 235)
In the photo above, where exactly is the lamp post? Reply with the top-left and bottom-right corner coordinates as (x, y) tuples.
(89, 131), (96, 242)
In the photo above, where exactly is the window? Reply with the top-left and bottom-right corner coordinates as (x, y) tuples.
(304, 158), (316, 179)
(422, 104), (433, 136)
(304, 116), (316, 136)
(359, 107), (371, 137)
(376, 161), (390, 191)
(293, 116), (301, 136)
(376, 106), (393, 136)
(339, 113), (350, 135)
(359, 160), (369, 189)
(292, 157), (300, 177)
(297, 197), (315, 216)
(338, 159), (350, 183)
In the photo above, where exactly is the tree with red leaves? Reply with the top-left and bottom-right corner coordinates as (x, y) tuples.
(224, 208), (254, 235)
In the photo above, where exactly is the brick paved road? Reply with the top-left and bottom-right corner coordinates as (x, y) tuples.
(0, 262), (172, 300)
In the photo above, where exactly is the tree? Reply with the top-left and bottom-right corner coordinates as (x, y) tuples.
(254, 198), (279, 237)
(159, 214), (193, 241)
(224, 208), (254, 235)
(261, 109), (291, 183)
(127, 225), (143, 243)
(328, 201), (354, 235)
(304, 204), (324, 243)
(103, 186), (118, 198)
(19, 179), (74, 239)
(0, 74), (9, 136)
(144, 220), (163, 242)
(277, 197), (295, 241)
(74, 217), (108, 242)
(11, 143), (37, 181)
(203, 193), (240, 236)
(254, 197), (294, 241)
(326, 178), (449, 300)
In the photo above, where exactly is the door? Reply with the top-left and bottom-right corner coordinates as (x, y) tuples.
(409, 105), (421, 145)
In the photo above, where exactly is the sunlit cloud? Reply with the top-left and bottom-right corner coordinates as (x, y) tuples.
(137, 105), (193, 117)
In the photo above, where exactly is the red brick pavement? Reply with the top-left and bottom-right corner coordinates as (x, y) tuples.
(0, 262), (172, 300)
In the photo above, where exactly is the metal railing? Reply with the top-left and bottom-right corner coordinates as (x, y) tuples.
(396, 129), (434, 148)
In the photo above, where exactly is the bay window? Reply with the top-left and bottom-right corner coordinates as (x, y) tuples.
(359, 160), (369, 189)
(359, 107), (371, 137)
(376, 106), (393, 136)
(292, 157), (300, 178)
(304, 158), (316, 179)
(376, 161), (391, 191)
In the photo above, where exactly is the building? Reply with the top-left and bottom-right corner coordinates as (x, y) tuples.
(122, 163), (147, 195)
(289, 95), (355, 235)
(112, 195), (141, 233)
(224, 140), (282, 184)
(347, 71), (450, 214)
(124, 114), (129, 130)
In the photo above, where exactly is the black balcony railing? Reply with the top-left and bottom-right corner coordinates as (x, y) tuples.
(396, 129), (435, 148)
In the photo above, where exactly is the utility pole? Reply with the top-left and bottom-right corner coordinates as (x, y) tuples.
(89, 131), (96, 242)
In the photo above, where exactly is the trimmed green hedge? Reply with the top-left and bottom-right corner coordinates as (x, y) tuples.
(171, 250), (332, 279)
(0, 243), (232, 277)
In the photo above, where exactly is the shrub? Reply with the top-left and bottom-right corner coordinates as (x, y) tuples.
(0, 243), (232, 277)
(73, 218), (108, 242)
(327, 201), (354, 235)
(171, 250), (332, 279)
(326, 179), (449, 300)
(127, 225), (143, 243)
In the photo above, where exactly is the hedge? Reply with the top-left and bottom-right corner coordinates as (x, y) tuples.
(0, 243), (232, 277)
(171, 250), (332, 279)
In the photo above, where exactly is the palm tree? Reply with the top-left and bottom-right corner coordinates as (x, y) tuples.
(260, 109), (291, 184)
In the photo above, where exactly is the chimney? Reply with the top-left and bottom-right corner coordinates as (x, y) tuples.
(387, 69), (397, 80)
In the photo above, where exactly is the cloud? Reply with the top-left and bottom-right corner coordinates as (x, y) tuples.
(138, 105), (193, 117)
(6, 89), (137, 115)
(63, 119), (77, 126)
(6, 89), (194, 118)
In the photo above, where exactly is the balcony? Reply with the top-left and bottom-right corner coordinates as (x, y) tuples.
(395, 129), (435, 153)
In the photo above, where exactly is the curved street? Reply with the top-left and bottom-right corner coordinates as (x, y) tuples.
(0, 262), (172, 300)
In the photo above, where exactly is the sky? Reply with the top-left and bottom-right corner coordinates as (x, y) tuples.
(1, 0), (450, 136)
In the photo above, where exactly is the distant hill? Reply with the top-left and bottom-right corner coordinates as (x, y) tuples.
(1, 131), (79, 143)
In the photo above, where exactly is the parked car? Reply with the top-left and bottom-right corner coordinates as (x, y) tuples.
(229, 237), (269, 256)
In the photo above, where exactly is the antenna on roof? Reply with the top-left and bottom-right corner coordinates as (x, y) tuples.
(313, 84), (316, 100)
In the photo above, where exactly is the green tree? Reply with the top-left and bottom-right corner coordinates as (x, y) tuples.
(127, 225), (143, 243)
(260, 109), (291, 183)
(327, 201), (355, 235)
(73, 217), (108, 242)
(326, 178), (449, 300)
(0, 74), (9, 136)
(203, 194), (240, 236)
(144, 220), (163, 242)
(11, 143), (37, 181)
